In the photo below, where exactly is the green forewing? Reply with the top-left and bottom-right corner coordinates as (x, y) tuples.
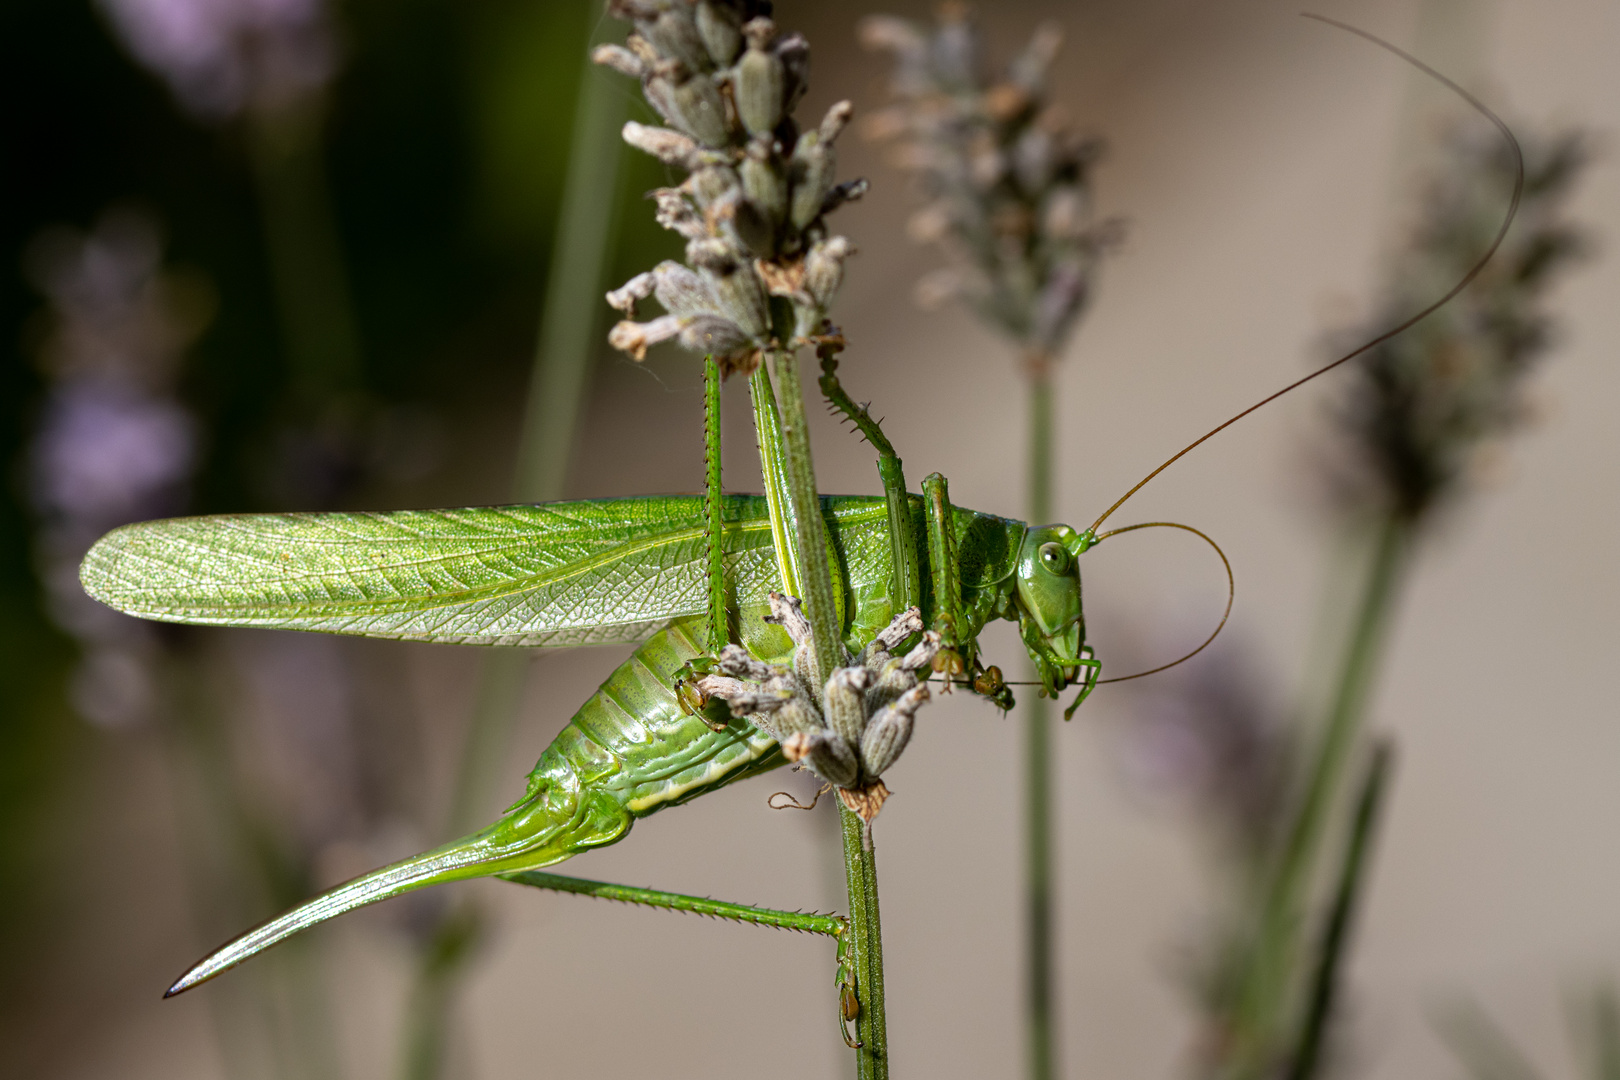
(80, 495), (912, 647)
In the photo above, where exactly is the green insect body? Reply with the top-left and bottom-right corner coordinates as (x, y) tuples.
(81, 491), (1094, 993)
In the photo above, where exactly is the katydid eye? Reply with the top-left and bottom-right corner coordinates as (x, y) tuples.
(1038, 542), (1072, 575)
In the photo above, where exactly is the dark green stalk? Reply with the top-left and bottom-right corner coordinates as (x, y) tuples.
(840, 803), (890, 1080)
(244, 102), (362, 400)
(447, 9), (628, 844)
(766, 348), (843, 681)
(752, 352), (890, 1078)
(504, 871), (846, 936)
(704, 356), (727, 652)
(1287, 741), (1395, 1080)
(403, 23), (627, 1080)
(1231, 514), (1411, 1075)
(508, 50), (628, 505)
(750, 367), (803, 598)
(399, 906), (479, 1080)
(1025, 357), (1058, 1080)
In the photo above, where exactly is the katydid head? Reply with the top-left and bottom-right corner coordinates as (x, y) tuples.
(1013, 524), (1097, 693)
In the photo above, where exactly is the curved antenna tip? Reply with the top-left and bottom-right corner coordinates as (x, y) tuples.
(1086, 15), (1523, 536)
(1088, 520), (1236, 686)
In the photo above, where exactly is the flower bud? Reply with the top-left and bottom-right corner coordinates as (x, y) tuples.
(591, 44), (645, 80)
(818, 99), (854, 144)
(650, 260), (715, 319)
(606, 271), (656, 314)
(716, 643), (778, 683)
(622, 122), (700, 169)
(668, 65), (730, 147)
(858, 606), (924, 669)
(1040, 184), (1088, 241)
(900, 630), (942, 672)
(776, 32), (811, 118)
(1008, 22), (1063, 93)
(783, 729), (860, 789)
(694, 0), (743, 67)
(608, 314), (685, 360)
(823, 666), (873, 748)
(766, 591), (828, 692)
(641, 68), (685, 132)
(932, 9), (978, 88)
(1013, 127), (1055, 194)
(687, 239), (767, 338)
(735, 19), (785, 136)
(740, 148), (787, 240)
(803, 236), (854, 310)
(861, 685), (927, 777)
(711, 190), (776, 258)
(788, 133), (834, 232)
(866, 656), (916, 713)
(677, 314), (752, 356)
(651, 188), (706, 239)
(684, 164), (740, 210)
(624, 32), (659, 66)
(819, 178), (869, 219)
(642, 7), (710, 73)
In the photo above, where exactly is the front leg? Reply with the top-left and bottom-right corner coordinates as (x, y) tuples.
(1018, 609), (1101, 716)
(921, 473), (971, 688)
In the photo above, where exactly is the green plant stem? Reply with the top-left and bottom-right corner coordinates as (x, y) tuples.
(1287, 740), (1394, 1080)
(750, 367), (802, 599)
(840, 802), (890, 1080)
(1025, 356), (1057, 1080)
(1231, 513), (1411, 1075)
(765, 348), (843, 681)
(753, 351), (890, 1077)
(504, 871), (846, 936)
(401, 25), (627, 1080)
(446, 8), (628, 846)
(399, 905), (480, 1080)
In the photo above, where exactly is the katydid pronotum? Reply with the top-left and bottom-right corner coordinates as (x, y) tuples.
(77, 15), (1519, 1045)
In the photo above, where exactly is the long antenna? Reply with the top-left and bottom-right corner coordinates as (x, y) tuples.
(1087, 13), (1524, 537)
(1091, 520), (1234, 685)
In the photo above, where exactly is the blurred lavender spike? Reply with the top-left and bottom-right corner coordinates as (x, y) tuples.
(25, 209), (207, 727)
(1324, 125), (1590, 524)
(861, 7), (1120, 357)
(97, 0), (338, 119)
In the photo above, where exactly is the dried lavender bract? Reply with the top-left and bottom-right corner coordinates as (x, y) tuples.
(861, 7), (1121, 363)
(600, 1), (864, 376)
(696, 596), (938, 822)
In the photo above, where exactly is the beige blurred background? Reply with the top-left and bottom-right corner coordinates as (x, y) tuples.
(30, 0), (1620, 1078)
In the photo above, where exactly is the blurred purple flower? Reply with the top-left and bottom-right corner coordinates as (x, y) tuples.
(24, 209), (207, 728)
(31, 378), (193, 528)
(1116, 637), (1292, 857)
(97, 0), (336, 118)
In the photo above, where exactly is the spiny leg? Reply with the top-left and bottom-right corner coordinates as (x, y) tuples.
(818, 341), (921, 616)
(920, 473), (969, 689)
(676, 354), (740, 730)
(501, 871), (857, 1041)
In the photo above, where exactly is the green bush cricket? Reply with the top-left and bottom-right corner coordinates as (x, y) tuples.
(75, 16), (1518, 1040)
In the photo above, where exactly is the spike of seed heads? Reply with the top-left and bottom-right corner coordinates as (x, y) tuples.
(696, 601), (932, 821)
(601, 0), (865, 375)
(861, 7), (1121, 358)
